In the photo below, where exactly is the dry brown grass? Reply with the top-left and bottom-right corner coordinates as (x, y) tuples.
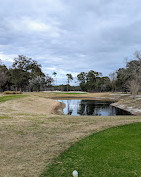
(3, 91), (22, 95)
(0, 92), (141, 177)
(0, 95), (62, 115)
(27, 92), (124, 101)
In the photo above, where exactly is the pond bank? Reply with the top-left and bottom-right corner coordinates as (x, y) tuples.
(111, 95), (141, 115)
(56, 99), (132, 116)
(18, 92), (141, 116)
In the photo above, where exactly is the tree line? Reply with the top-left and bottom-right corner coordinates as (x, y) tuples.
(0, 55), (54, 92)
(116, 51), (141, 97)
(0, 52), (141, 96)
(68, 51), (141, 96)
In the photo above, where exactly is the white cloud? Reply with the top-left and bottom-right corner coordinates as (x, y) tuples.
(45, 67), (56, 71)
(10, 17), (63, 38)
(0, 52), (15, 62)
(0, 0), (141, 84)
(27, 21), (51, 32)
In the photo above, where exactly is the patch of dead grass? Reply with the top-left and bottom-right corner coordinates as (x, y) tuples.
(28, 92), (113, 100)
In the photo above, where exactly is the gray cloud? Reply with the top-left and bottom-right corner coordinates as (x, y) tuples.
(0, 0), (141, 84)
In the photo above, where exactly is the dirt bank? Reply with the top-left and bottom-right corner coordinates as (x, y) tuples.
(111, 95), (141, 115)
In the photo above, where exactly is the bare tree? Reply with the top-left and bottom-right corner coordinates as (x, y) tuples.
(126, 78), (139, 98)
(125, 51), (141, 97)
(45, 74), (54, 87)
(29, 76), (45, 92)
(109, 72), (117, 92)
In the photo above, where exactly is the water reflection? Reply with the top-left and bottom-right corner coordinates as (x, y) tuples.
(67, 99), (73, 115)
(57, 99), (131, 116)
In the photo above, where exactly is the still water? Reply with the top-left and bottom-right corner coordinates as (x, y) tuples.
(57, 99), (131, 116)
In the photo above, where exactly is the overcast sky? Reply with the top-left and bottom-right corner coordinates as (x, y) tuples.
(0, 0), (141, 84)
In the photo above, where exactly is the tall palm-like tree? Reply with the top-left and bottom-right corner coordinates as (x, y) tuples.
(52, 72), (57, 85)
(66, 74), (73, 91)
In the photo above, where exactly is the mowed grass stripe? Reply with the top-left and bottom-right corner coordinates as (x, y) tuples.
(41, 123), (141, 177)
(0, 94), (28, 103)
(54, 92), (87, 94)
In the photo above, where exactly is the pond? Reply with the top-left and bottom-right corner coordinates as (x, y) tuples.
(57, 99), (131, 116)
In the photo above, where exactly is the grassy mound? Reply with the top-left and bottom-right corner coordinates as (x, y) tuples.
(41, 123), (141, 177)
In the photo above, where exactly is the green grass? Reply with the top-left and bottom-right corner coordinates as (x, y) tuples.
(55, 92), (86, 94)
(0, 115), (11, 119)
(41, 123), (141, 177)
(0, 94), (28, 103)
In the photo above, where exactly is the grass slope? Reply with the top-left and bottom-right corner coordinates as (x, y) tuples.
(41, 123), (141, 177)
(0, 94), (27, 103)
